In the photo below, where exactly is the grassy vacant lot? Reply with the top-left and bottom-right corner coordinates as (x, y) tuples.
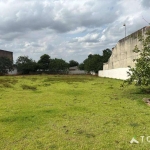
(0, 75), (150, 150)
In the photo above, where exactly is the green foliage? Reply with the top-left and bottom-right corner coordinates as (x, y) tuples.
(16, 54), (69, 74)
(84, 54), (103, 73)
(102, 48), (112, 63)
(81, 49), (112, 73)
(127, 31), (150, 86)
(37, 55), (68, 74)
(49, 58), (69, 73)
(16, 56), (37, 74)
(0, 57), (13, 75)
(38, 54), (50, 71)
(78, 63), (84, 70)
(15, 48), (111, 75)
(69, 60), (79, 67)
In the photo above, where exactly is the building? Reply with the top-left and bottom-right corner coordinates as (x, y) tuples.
(69, 66), (86, 74)
(0, 49), (17, 75)
(98, 26), (150, 80)
(0, 49), (13, 61)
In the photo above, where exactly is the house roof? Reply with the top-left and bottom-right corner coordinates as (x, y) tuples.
(0, 49), (13, 53)
(69, 66), (78, 70)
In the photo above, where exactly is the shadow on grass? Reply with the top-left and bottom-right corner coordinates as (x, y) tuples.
(0, 109), (60, 129)
(0, 78), (18, 88)
(21, 84), (37, 90)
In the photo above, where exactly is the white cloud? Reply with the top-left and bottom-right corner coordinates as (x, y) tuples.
(0, 0), (149, 63)
(75, 33), (100, 43)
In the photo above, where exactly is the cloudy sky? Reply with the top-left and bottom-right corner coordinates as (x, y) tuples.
(0, 0), (150, 63)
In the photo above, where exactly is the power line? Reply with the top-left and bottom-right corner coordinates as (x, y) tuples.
(142, 16), (150, 25)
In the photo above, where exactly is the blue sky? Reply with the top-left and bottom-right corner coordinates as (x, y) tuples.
(0, 0), (150, 63)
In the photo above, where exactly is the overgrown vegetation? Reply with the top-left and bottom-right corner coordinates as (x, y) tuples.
(0, 75), (150, 149)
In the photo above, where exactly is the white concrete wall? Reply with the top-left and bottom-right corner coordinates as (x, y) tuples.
(8, 68), (17, 75)
(103, 26), (150, 70)
(99, 26), (150, 80)
(98, 68), (131, 80)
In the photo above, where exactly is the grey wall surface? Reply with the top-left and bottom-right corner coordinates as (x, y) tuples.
(104, 26), (150, 70)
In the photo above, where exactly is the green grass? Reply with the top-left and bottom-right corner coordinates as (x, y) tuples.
(0, 75), (150, 150)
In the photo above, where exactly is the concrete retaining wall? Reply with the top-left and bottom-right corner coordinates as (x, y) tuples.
(98, 68), (130, 80)
(104, 26), (150, 70)
(99, 26), (150, 80)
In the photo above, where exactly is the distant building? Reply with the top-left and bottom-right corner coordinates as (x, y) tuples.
(0, 49), (13, 61)
(0, 49), (17, 75)
(69, 66), (86, 74)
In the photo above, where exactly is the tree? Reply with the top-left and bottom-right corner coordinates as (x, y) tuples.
(49, 58), (69, 74)
(0, 57), (13, 75)
(80, 49), (111, 73)
(16, 56), (37, 74)
(127, 30), (150, 86)
(78, 63), (84, 70)
(69, 60), (79, 67)
(84, 54), (103, 73)
(102, 48), (112, 63)
(38, 54), (50, 71)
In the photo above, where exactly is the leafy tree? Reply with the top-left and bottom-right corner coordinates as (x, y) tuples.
(0, 57), (13, 75)
(80, 49), (111, 73)
(49, 58), (69, 73)
(69, 60), (79, 67)
(127, 31), (150, 86)
(78, 63), (84, 70)
(38, 54), (50, 71)
(16, 56), (37, 74)
(84, 54), (103, 73)
(102, 48), (112, 63)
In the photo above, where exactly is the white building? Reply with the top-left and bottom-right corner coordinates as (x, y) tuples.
(69, 66), (86, 74)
